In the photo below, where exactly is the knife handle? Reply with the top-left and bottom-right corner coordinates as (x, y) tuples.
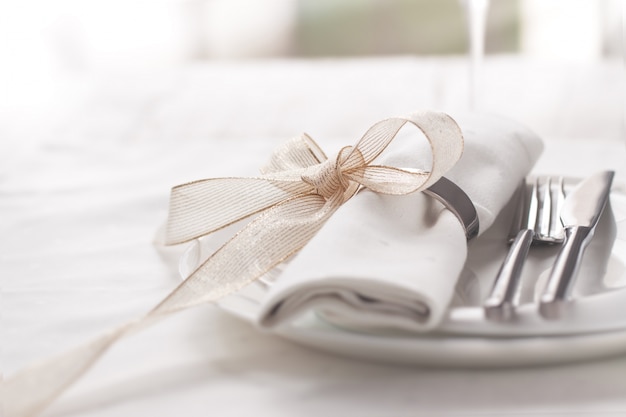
(539, 225), (593, 319)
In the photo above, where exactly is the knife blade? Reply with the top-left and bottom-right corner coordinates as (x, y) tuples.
(539, 170), (614, 319)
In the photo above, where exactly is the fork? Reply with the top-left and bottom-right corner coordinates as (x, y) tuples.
(483, 176), (566, 320)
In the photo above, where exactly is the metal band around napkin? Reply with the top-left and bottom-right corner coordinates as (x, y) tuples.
(3, 111), (463, 417)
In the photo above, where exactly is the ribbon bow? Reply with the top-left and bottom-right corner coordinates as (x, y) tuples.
(5, 111), (463, 417)
(158, 111), (462, 312)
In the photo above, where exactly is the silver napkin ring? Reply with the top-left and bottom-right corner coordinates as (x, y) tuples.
(424, 177), (479, 240)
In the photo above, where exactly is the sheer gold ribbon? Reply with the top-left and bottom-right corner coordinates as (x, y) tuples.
(3, 111), (463, 417)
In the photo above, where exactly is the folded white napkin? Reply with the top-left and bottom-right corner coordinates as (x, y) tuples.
(257, 113), (544, 333)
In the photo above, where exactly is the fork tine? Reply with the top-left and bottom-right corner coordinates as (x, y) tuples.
(548, 177), (565, 241)
(536, 176), (552, 239)
(526, 177), (539, 233)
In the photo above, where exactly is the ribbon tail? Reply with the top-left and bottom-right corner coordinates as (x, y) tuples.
(3, 193), (340, 417)
(3, 323), (132, 417)
(165, 178), (312, 244)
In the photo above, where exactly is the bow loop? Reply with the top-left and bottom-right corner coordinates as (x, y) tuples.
(260, 133), (327, 174)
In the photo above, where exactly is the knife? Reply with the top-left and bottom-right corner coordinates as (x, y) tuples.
(539, 170), (614, 319)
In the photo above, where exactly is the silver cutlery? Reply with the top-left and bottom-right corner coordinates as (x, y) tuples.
(484, 176), (566, 320)
(539, 170), (614, 319)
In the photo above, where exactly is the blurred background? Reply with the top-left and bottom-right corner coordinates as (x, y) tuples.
(2, 0), (622, 69)
(1, 0), (625, 147)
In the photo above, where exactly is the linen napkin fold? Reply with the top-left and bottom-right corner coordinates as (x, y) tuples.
(257, 113), (543, 333)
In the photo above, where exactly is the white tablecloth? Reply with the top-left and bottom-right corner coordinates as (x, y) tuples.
(3, 57), (626, 416)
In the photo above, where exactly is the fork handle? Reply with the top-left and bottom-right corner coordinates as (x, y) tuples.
(484, 228), (534, 321)
(539, 226), (593, 319)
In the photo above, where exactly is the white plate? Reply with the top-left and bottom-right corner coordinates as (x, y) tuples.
(185, 182), (626, 367)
